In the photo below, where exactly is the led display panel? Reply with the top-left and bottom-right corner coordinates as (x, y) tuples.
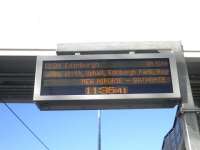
(41, 59), (172, 95)
(34, 54), (180, 110)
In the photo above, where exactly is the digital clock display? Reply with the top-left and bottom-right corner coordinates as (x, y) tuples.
(40, 58), (173, 95)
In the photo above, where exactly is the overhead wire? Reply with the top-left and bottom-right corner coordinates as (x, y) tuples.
(0, 99), (50, 150)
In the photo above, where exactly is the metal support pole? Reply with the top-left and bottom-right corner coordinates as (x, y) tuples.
(173, 43), (200, 150)
(98, 110), (101, 150)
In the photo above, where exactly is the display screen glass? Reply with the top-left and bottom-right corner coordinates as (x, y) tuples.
(40, 58), (173, 95)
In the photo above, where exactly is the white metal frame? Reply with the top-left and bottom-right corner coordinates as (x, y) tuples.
(34, 53), (180, 102)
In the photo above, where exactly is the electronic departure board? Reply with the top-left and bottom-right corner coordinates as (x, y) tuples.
(34, 54), (181, 110)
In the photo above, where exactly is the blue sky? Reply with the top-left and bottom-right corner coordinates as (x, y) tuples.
(0, 104), (177, 150)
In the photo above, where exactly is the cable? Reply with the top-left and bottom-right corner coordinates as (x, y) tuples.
(0, 99), (50, 150)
